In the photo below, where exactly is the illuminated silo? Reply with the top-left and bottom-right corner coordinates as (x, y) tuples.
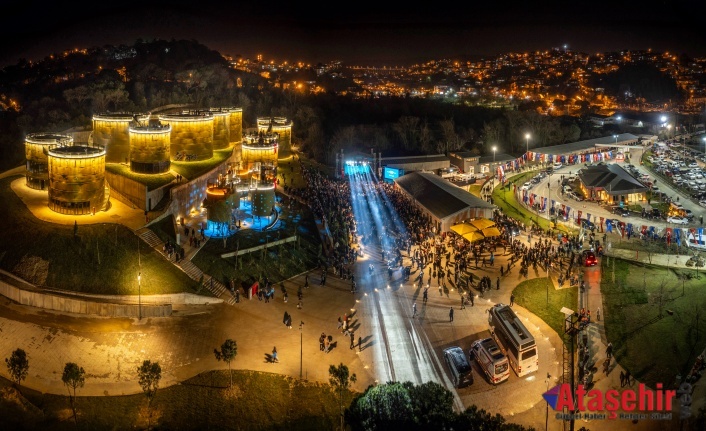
(158, 111), (214, 161)
(203, 185), (239, 225)
(209, 108), (231, 150)
(47, 146), (106, 215)
(226, 107), (243, 145)
(25, 133), (73, 190)
(257, 117), (292, 152)
(93, 112), (149, 163)
(241, 131), (279, 171)
(129, 121), (171, 174)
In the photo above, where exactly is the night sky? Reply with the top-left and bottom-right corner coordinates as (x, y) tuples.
(2, 1), (706, 67)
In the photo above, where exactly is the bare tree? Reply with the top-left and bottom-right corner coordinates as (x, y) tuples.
(652, 278), (676, 318)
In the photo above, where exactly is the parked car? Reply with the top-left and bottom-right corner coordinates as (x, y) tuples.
(667, 216), (690, 225)
(611, 206), (630, 217)
(443, 346), (474, 388)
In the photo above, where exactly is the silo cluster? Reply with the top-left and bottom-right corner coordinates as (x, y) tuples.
(25, 133), (73, 190)
(158, 111), (215, 161)
(93, 112), (149, 163)
(241, 131), (279, 170)
(128, 121), (172, 174)
(47, 146), (106, 215)
(226, 107), (243, 145)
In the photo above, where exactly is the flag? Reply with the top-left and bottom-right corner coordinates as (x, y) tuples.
(577, 210), (582, 222)
(606, 220), (613, 233)
(675, 228), (681, 246)
(565, 206), (571, 220)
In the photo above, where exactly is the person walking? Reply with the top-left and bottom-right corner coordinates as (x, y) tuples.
(449, 307), (454, 322)
(423, 288), (428, 304)
(460, 294), (466, 310)
(350, 331), (355, 349)
(337, 317), (343, 330)
(358, 335), (363, 352)
(272, 347), (278, 363)
(606, 342), (613, 359)
(324, 337), (331, 354)
(510, 293), (515, 306)
(620, 370), (625, 387)
(304, 274), (309, 289)
(470, 293), (474, 307)
(596, 308), (601, 321)
(625, 370), (631, 386)
(413, 302), (417, 317)
(319, 332), (326, 351)
(496, 277), (500, 290)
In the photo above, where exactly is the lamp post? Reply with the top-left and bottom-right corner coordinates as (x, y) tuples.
(702, 137), (706, 158)
(545, 373), (552, 431)
(137, 272), (142, 320)
(525, 133), (531, 156)
(492, 145), (497, 190)
(613, 134), (618, 144)
(299, 321), (304, 379)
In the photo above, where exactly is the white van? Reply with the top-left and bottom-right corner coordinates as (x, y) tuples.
(470, 337), (510, 384)
(553, 162), (563, 170)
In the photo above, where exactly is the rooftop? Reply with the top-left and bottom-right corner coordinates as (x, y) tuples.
(532, 133), (639, 155)
(578, 164), (648, 194)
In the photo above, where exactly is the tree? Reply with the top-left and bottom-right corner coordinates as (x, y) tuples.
(329, 363), (357, 431)
(62, 362), (86, 425)
(5, 348), (29, 390)
(213, 339), (238, 388)
(137, 360), (162, 430)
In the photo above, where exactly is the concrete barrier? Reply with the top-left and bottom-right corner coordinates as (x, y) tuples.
(0, 278), (176, 317)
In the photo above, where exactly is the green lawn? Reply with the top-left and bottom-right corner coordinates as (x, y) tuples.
(104, 164), (174, 191)
(512, 277), (578, 343)
(467, 184), (482, 197)
(0, 176), (198, 295)
(492, 174), (576, 235)
(2, 370), (356, 431)
(601, 257), (706, 389)
(190, 193), (323, 290)
(171, 148), (234, 181)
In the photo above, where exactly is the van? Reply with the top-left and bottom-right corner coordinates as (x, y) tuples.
(438, 166), (460, 179)
(470, 337), (510, 384)
(443, 346), (474, 388)
(553, 162), (563, 170)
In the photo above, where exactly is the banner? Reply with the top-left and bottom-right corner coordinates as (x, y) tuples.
(675, 228), (681, 246)
(606, 220), (613, 233)
(577, 210), (582, 222)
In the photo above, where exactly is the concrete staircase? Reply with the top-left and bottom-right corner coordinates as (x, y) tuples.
(135, 228), (236, 305)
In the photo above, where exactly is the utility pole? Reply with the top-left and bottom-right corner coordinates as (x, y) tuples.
(299, 321), (304, 379)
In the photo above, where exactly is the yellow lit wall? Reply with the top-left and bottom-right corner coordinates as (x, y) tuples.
(93, 113), (149, 163)
(25, 133), (73, 190)
(129, 125), (171, 174)
(257, 117), (292, 152)
(227, 108), (243, 144)
(48, 146), (106, 215)
(241, 133), (278, 170)
(158, 113), (214, 161)
(210, 110), (231, 150)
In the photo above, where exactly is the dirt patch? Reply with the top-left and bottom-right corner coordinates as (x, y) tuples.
(12, 255), (49, 286)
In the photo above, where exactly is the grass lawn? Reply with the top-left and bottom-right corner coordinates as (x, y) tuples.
(512, 277), (577, 344)
(171, 148), (234, 181)
(601, 257), (706, 388)
(467, 184), (482, 197)
(0, 176), (198, 295)
(2, 370), (357, 431)
(190, 193), (323, 290)
(104, 164), (174, 191)
(492, 173), (576, 235)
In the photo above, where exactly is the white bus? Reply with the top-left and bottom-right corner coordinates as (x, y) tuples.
(488, 303), (539, 377)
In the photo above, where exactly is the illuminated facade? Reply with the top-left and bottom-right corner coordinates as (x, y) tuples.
(241, 131), (279, 170)
(93, 112), (149, 164)
(203, 186), (239, 224)
(47, 146), (107, 215)
(209, 108), (231, 150)
(158, 111), (214, 161)
(257, 117), (292, 152)
(128, 122), (171, 174)
(241, 131), (278, 217)
(226, 107), (243, 145)
(25, 133), (73, 190)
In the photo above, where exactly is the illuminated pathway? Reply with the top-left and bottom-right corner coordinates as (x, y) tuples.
(347, 168), (461, 408)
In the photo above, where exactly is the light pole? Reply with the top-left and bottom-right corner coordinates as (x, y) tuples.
(613, 134), (618, 144)
(525, 133), (531, 156)
(137, 272), (142, 320)
(492, 145), (497, 190)
(702, 136), (706, 157)
(299, 321), (304, 379)
(545, 373), (551, 431)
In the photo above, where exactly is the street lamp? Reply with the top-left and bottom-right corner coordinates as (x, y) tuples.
(545, 373), (552, 431)
(525, 133), (531, 155)
(137, 272), (142, 320)
(702, 136), (706, 157)
(299, 321), (304, 379)
(492, 145), (497, 189)
(613, 134), (618, 144)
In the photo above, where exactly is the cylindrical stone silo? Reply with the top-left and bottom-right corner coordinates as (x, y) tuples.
(25, 133), (73, 190)
(129, 122), (171, 174)
(47, 146), (106, 215)
(226, 107), (243, 145)
(241, 131), (279, 172)
(93, 112), (149, 163)
(209, 108), (231, 150)
(257, 117), (292, 152)
(158, 112), (214, 161)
